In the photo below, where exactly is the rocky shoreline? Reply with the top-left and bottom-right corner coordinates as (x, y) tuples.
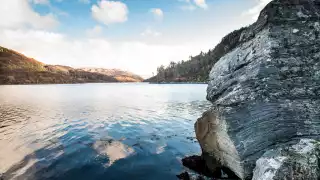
(179, 0), (320, 179)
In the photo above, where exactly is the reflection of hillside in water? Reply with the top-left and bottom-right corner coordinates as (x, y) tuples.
(1, 139), (132, 179)
(1, 136), (178, 180)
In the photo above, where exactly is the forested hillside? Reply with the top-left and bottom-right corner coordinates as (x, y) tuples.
(145, 27), (247, 83)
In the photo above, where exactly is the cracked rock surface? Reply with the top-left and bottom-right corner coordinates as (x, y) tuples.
(252, 139), (320, 180)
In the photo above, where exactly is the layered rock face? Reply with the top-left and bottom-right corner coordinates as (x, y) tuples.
(195, 0), (320, 179)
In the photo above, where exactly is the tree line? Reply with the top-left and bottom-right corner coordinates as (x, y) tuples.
(147, 27), (247, 83)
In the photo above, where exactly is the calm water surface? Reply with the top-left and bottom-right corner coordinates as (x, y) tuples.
(0, 83), (211, 180)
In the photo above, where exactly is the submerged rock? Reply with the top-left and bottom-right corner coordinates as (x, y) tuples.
(195, 0), (320, 179)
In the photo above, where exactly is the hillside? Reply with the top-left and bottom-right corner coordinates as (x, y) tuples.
(0, 46), (143, 84)
(78, 68), (144, 82)
(145, 27), (247, 83)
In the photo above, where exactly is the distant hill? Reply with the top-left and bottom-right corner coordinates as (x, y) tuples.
(0, 46), (143, 84)
(78, 68), (144, 82)
(145, 27), (246, 83)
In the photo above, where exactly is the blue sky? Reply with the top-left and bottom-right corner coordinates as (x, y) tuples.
(32, 0), (255, 40)
(0, 0), (271, 78)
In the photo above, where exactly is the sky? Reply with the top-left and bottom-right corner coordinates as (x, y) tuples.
(0, 0), (271, 78)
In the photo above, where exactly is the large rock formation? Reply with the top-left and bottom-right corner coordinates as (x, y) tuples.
(195, 0), (320, 179)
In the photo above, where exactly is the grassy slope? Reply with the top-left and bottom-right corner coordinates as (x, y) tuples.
(0, 46), (143, 84)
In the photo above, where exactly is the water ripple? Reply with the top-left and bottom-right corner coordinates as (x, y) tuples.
(0, 83), (211, 180)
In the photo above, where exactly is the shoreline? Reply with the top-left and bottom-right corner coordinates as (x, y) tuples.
(148, 82), (207, 84)
(0, 82), (208, 86)
(0, 82), (144, 86)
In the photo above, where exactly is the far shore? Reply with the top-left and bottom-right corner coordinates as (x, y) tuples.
(0, 82), (208, 86)
(0, 82), (143, 86)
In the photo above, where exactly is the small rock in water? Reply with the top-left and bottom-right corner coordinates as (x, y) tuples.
(181, 155), (240, 180)
(177, 172), (211, 180)
(177, 172), (190, 180)
(182, 155), (211, 177)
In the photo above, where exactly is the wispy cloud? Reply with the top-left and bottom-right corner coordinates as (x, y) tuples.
(86, 25), (103, 37)
(180, 5), (196, 11)
(178, 0), (207, 11)
(141, 28), (162, 37)
(150, 8), (164, 21)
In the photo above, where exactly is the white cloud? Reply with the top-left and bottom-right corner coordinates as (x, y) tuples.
(91, 0), (128, 25)
(0, 28), (210, 78)
(79, 0), (90, 4)
(0, 0), (58, 29)
(194, 0), (208, 9)
(243, 0), (272, 20)
(150, 8), (164, 21)
(141, 28), (161, 37)
(86, 25), (103, 37)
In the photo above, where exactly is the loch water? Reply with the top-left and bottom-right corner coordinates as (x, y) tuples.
(0, 83), (211, 180)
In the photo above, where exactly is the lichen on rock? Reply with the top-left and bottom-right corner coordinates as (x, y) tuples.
(252, 139), (320, 180)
